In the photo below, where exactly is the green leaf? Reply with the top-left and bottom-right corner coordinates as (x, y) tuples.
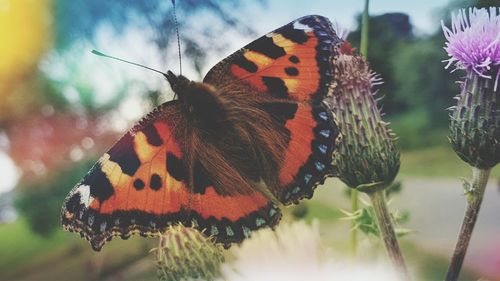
(345, 203), (413, 239)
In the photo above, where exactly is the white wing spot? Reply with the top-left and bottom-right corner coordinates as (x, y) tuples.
(293, 21), (312, 31)
(76, 184), (92, 208)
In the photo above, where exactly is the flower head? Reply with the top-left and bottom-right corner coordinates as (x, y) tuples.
(442, 7), (500, 89)
(442, 7), (500, 169)
(153, 224), (224, 281)
(328, 54), (399, 192)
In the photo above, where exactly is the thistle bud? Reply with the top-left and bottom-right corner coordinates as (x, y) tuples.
(153, 224), (224, 281)
(442, 7), (500, 168)
(327, 54), (400, 192)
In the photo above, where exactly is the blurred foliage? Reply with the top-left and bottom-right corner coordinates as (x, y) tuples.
(14, 160), (94, 236)
(348, 12), (413, 116)
(391, 37), (457, 127)
(389, 110), (449, 150)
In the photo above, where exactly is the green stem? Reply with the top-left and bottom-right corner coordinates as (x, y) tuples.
(350, 188), (359, 257)
(445, 167), (491, 281)
(348, 0), (370, 259)
(360, 0), (369, 57)
(368, 189), (410, 281)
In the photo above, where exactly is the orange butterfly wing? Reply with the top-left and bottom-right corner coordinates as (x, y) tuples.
(205, 15), (342, 102)
(61, 101), (281, 251)
(204, 15), (342, 204)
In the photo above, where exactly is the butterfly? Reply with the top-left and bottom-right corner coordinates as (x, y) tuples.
(61, 15), (344, 251)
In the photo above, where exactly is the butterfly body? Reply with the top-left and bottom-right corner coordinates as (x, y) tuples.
(62, 15), (343, 251)
(166, 73), (227, 128)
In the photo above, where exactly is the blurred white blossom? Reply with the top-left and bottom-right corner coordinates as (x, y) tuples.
(221, 220), (399, 281)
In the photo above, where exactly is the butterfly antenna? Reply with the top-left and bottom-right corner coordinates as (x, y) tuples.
(171, 0), (182, 75)
(91, 49), (169, 77)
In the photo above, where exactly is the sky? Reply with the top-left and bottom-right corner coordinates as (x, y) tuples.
(0, 0), (456, 194)
(246, 0), (451, 35)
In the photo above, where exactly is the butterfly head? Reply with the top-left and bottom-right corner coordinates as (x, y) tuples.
(165, 71), (226, 127)
(165, 70), (190, 93)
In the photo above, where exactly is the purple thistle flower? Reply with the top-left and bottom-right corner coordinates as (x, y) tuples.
(442, 7), (500, 90)
(442, 7), (500, 169)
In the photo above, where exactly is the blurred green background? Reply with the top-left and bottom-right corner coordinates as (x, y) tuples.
(1, 0), (500, 280)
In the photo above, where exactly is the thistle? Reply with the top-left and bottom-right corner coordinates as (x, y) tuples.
(152, 224), (224, 281)
(442, 7), (500, 281)
(329, 54), (400, 192)
(443, 7), (500, 169)
(327, 53), (408, 279)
